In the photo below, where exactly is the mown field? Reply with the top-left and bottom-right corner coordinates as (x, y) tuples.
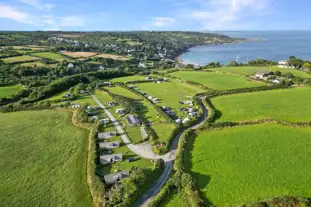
(171, 71), (268, 90)
(109, 75), (145, 83)
(32, 52), (70, 61)
(0, 110), (91, 207)
(0, 85), (24, 98)
(1, 55), (41, 63)
(212, 87), (311, 122)
(212, 66), (311, 78)
(187, 124), (311, 206)
(63, 52), (98, 59)
(94, 53), (130, 61)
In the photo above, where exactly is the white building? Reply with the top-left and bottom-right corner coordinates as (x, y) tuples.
(67, 63), (74, 68)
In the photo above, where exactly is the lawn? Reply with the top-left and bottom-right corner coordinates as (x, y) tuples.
(0, 85), (24, 98)
(135, 79), (204, 117)
(0, 110), (92, 207)
(211, 87), (311, 122)
(171, 71), (268, 90)
(1, 55), (41, 63)
(160, 192), (191, 207)
(152, 124), (175, 143)
(32, 52), (70, 61)
(110, 75), (145, 83)
(187, 124), (311, 206)
(212, 66), (311, 78)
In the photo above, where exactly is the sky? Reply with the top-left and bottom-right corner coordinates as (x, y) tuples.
(0, 0), (310, 31)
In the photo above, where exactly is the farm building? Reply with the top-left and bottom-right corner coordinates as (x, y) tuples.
(104, 170), (130, 185)
(127, 115), (141, 126)
(100, 153), (123, 165)
(99, 141), (120, 150)
(98, 131), (117, 140)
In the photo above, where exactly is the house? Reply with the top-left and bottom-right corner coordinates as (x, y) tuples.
(278, 60), (289, 68)
(67, 63), (74, 68)
(99, 141), (120, 150)
(116, 108), (126, 116)
(255, 72), (269, 80)
(104, 170), (130, 185)
(175, 118), (182, 124)
(100, 153), (123, 165)
(98, 131), (117, 140)
(100, 118), (109, 124)
(182, 117), (190, 124)
(127, 115), (141, 126)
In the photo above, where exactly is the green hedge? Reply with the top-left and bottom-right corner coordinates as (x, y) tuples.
(236, 196), (311, 207)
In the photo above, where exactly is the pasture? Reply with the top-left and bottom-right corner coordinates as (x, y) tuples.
(212, 66), (311, 78)
(187, 124), (311, 206)
(211, 87), (311, 122)
(110, 75), (145, 83)
(94, 53), (130, 61)
(0, 110), (91, 206)
(135, 79), (204, 117)
(0, 85), (24, 98)
(1, 55), (41, 63)
(63, 52), (98, 59)
(20, 62), (57, 68)
(171, 71), (268, 90)
(32, 52), (70, 61)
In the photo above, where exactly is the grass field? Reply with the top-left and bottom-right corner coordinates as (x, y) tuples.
(20, 62), (57, 68)
(212, 66), (311, 78)
(94, 53), (130, 61)
(32, 52), (70, 61)
(110, 75), (146, 83)
(152, 124), (175, 143)
(212, 87), (311, 122)
(187, 124), (311, 206)
(0, 85), (24, 98)
(160, 192), (190, 207)
(1, 55), (41, 63)
(135, 79), (204, 117)
(0, 110), (91, 207)
(63, 52), (98, 59)
(171, 71), (268, 90)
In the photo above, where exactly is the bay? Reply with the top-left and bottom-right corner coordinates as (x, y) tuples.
(180, 31), (311, 65)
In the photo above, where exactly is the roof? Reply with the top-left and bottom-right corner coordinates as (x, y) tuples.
(100, 153), (123, 165)
(99, 141), (120, 149)
(98, 131), (117, 140)
(127, 115), (141, 125)
(104, 170), (130, 185)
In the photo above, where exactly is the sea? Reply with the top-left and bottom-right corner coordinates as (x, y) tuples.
(180, 31), (311, 65)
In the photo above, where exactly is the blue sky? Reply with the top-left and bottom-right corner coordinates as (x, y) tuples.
(0, 0), (310, 31)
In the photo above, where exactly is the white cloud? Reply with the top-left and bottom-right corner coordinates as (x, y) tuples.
(151, 17), (176, 27)
(191, 0), (270, 30)
(59, 16), (85, 27)
(18, 0), (55, 10)
(0, 5), (36, 25)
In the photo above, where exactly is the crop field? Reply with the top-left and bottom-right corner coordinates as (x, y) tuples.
(32, 52), (70, 61)
(212, 87), (311, 122)
(187, 124), (311, 206)
(0, 110), (91, 206)
(135, 79), (204, 117)
(1, 55), (41, 63)
(63, 52), (98, 59)
(212, 66), (311, 78)
(0, 85), (24, 98)
(94, 53), (130, 61)
(171, 71), (268, 90)
(110, 75), (146, 83)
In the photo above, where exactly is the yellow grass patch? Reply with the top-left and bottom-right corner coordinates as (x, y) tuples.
(94, 53), (130, 61)
(63, 52), (98, 59)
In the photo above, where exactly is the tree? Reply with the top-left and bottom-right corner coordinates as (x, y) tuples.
(304, 62), (311, 71)
(228, 61), (239, 67)
(289, 56), (296, 62)
(275, 70), (282, 76)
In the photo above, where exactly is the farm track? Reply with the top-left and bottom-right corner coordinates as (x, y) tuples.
(134, 96), (208, 207)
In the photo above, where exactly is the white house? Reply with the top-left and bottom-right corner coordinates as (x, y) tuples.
(67, 63), (74, 68)
(255, 72), (269, 80)
(278, 60), (289, 68)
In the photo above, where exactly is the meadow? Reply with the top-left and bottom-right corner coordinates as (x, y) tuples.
(1, 55), (41, 63)
(63, 52), (98, 59)
(32, 52), (71, 61)
(135, 79), (204, 117)
(212, 87), (311, 122)
(94, 53), (130, 61)
(187, 124), (311, 206)
(171, 71), (268, 90)
(109, 75), (145, 83)
(0, 110), (91, 207)
(20, 62), (57, 68)
(0, 85), (24, 98)
(212, 66), (311, 78)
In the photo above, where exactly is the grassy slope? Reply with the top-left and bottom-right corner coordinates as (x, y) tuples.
(1, 55), (41, 63)
(0, 85), (24, 98)
(188, 124), (311, 206)
(171, 71), (267, 90)
(212, 66), (311, 78)
(0, 110), (91, 207)
(32, 52), (70, 61)
(110, 75), (145, 83)
(212, 87), (311, 122)
(135, 79), (204, 118)
(20, 62), (57, 68)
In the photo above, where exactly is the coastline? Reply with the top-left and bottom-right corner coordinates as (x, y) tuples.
(175, 37), (265, 66)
